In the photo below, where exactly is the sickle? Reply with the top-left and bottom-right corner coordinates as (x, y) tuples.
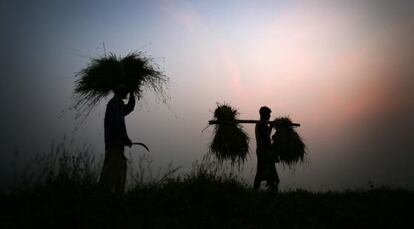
(132, 142), (150, 152)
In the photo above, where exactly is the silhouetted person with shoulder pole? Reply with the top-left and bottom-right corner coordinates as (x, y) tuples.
(253, 106), (279, 191)
(99, 84), (135, 193)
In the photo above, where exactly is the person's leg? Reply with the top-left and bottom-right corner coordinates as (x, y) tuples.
(253, 175), (261, 190)
(266, 166), (280, 192)
(112, 147), (126, 194)
(254, 157), (264, 190)
(266, 181), (274, 188)
(99, 148), (116, 192)
(274, 165), (280, 191)
(116, 153), (127, 194)
(266, 161), (279, 191)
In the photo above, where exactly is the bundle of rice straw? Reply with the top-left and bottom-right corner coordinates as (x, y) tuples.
(210, 104), (249, 165)
(73, 52), (168, 118)
(271, 117), (306, 166)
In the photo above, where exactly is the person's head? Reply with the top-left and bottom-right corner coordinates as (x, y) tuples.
(113, 84), (128, 99)
(259, 106), (271, 121)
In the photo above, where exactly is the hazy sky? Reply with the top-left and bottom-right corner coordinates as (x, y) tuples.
(1, 0), (413, 190)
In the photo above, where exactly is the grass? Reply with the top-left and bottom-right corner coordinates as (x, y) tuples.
(1, 146), (414, 228)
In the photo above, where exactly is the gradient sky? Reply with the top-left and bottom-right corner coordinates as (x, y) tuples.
(1, 0), (413, 190)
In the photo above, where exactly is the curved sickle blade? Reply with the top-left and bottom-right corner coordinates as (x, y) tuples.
(132, 142), (150, 152)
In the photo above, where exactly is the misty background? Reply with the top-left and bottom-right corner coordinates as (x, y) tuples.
(1, 0), (413, 190)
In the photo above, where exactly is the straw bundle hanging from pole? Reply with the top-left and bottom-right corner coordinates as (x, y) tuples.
(73, 51), (168, 120)
(209, 104), (249, 165)
(271, 117), (306, 167)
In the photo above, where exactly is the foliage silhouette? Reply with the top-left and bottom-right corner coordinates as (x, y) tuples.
(272, 117), (307, 167)
(73, 51), (168, 120)
(210, 104), (249, 165)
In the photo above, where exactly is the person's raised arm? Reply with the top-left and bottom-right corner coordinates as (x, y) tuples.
(124, 92), (135, 116)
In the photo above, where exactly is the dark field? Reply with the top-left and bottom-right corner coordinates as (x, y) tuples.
(1, 147), (413, 228)
(2, 171), (413, 228)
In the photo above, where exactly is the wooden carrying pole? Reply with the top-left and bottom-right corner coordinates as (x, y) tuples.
(208, 119), (300, 127)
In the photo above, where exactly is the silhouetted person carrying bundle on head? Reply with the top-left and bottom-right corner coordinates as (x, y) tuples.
(99, 84), (135, 193)
(253, 106), (279, 191)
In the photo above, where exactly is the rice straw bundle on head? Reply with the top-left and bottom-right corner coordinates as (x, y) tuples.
(271, 117), (306, 167)
(73, 51), (168, 119)
(210, 104), (249, 165)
